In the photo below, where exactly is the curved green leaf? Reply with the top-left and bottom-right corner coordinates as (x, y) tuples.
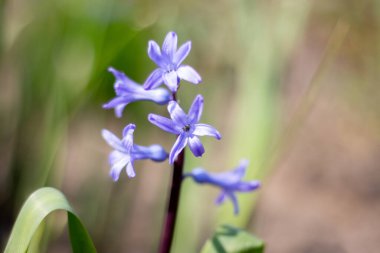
(4, 187), (97, 253)
(200, 225), (264, 253)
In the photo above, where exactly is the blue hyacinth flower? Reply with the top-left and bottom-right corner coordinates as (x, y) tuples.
(102, 124), (168, 180)
(144, 31), (202, 92)
(148, 94), (221, 164)
(184, 160), (260, 215)
(103, 67), (171, 118)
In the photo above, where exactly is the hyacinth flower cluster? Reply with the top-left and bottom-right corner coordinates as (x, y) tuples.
(102, 31), (260, 253)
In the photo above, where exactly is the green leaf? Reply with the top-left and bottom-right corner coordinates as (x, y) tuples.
(4, 187), (97, 253)
(200, 225), (264, 253)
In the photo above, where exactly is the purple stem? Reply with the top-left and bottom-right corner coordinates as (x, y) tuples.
(158, 150), (185, 253)
(158, 91), (184, 253)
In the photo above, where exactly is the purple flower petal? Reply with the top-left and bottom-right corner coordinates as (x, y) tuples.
(102, 96), (128, 110)
(143, 68), (164, 90)
(132, 144), (168, 161)
(108, 67), (127, 83)
(148, 114), (181, 134)
(102, 129), (125, 152)
(168, 101), (188, 126)
(162, 31), (177, 59)
(173, 41), (191, 66)
(197, 170), (239, 187)
(115, 104), (127, 118)
(188, 94), (203, 124)
(177, 65), (202, 84)
(188, 136), (205, 157)
(215, 191), (227, 205)
(227, 192), (239, 215)
(233, 159), (249, 179)
(125, 161), (136, 178)
(193, 124), (221, 140)
(103, 88), (171, 118)
(163, 70), (179, 92)
(148, 40), (164, 67)
(103, 92), (160, 112)
(169, 134), (188, 164)
(108, 67), (140, 94)
(109, 150), (123, 165)
(146, 88), (172, 105)
(109, 155), (130, 181)
(236, 181), (261, 192)
(122, 124), (135, 151)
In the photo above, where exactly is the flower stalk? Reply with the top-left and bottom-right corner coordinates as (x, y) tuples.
(158, 148), (185, 253)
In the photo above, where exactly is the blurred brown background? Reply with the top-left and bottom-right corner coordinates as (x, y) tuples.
(0, 0), (379, 252)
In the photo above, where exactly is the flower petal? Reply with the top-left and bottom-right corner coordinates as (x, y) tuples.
(109, 150), (124, 165)
(103, 87), (171, 117)
(132, 144), (168, 161)
(193, 124), (221, 140)
(188, 94), (203, 124)
(232, 159), (249, 180)
(108, 67), (140, 93)
(148, 114), (181, 134)
(145, 88), (172, 105)
(143, 68), (164, 90)
(108, 67), (125, 81)
(115, 104), (127, 118)
(102, 96), (128, 112)
(169, 134), (188, 164)
(173, 41), (191, 66)
(235, 181), (261, 192)
(102, 129), (125, 152)
(177, 65), (202, 84)
(163, 70), (179, 92)
(122, 124), (135, 151)
(109, 154), (130, 181)
(148, 40), (164, 67)
(125, 161), (136, 178)
(188, 136), (205, 157)
(167, 101), (188, 126)
(227, 192), (239, 215)
(215, 191), (227, 205)
(162, 31), (177, 59)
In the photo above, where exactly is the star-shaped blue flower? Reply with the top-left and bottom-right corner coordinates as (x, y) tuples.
(102, 124), (168, 180)
(144, 31), (202, 92)
(184, 160), (260, 215)
(148, 94), (221, 164)
(103, 67), (171, 118)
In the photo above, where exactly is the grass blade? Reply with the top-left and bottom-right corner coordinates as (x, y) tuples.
(4, 187), (97, 253)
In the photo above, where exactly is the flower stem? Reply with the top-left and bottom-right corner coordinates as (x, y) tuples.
(158, 91), (184, 253)
(158, 149), (185, 253)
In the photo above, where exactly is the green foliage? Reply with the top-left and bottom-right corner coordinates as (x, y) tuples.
(4, 187), (96, 253)
(200, 225), (264, 253)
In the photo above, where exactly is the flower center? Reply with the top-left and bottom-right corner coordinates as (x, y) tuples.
(166, 63), (177, 72)
(183, 124), (191, 132)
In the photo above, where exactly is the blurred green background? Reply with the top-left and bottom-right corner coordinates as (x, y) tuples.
(1, 0), (380, 252)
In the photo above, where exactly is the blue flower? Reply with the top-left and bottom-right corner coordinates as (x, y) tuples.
(102, 124), (168, 180)
(148, 94), (221, 164)
(103, 67), (171, 118)
(144, 31), (202, 92)
(184, 160), (260, 215)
